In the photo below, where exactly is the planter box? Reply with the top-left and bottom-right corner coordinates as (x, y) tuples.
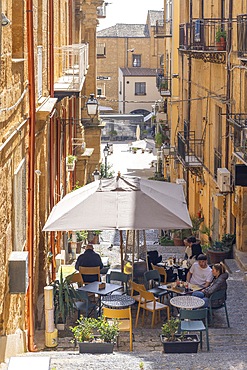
(206, 249), (230, 264)
(160, 334), (200, 353)
(78, 341), (114, 354)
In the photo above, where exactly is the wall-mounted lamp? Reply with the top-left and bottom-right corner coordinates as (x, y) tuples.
(172, 74), (179, 78)
(86, 93), (98, 122)
(1, 13), (10, 27)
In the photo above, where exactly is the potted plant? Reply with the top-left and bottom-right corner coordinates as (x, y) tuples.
(132, 147), (138, 153)
(206, 234), (235, 264)
(50, 269), (80, 330)
(87, 230), (102, 244)
(66, 155), (77, 171)
(215, 28), (226, 51)
(160, 318), (200, 353)
(71, 315), (119, 354)
(68, 230), (88, 254)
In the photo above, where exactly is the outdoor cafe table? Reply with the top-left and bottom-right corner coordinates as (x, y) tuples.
(165, 283), (202, 296)
(170, 295), (205, 310)
(77, 282), (121, 315)
(102, 295), (135, 309)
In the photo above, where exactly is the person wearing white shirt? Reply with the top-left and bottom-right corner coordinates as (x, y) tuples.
(186, 254), (213, 288)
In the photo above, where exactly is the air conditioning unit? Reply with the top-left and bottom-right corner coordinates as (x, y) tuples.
(217, 168), (231, 192)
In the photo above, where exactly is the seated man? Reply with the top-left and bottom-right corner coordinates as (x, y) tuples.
(186, 254), (213, 288)
(75, 244), (103, 283)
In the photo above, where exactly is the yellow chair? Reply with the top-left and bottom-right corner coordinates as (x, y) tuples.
(136, 290), (170, 328)
(103, 307), (133, 351)
(151, 264), (167, 285)
(129, 281), (146, 304)
(66, 272), (84, 287)
(79, 266), (101, 284)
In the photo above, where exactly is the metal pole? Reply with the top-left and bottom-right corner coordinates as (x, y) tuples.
(105, 155), (107, 178)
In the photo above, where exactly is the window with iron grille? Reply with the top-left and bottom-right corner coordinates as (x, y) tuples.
(135, 82), (146, 95)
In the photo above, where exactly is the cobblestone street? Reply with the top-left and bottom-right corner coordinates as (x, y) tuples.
(1, 230), (247, 370)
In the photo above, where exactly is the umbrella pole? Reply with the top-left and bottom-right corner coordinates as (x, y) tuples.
(132, 230), (135, 282)
(120, 230), (124, 273)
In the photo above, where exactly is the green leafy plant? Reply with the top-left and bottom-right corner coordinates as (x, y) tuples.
(200, 223), (214, 246)
(68, 230), (88, 243)
(155, 132), (163, 147)
(221, 233), (235, 248)
(50, 269), (80, 324)
(71, 315), (119, 343)
(67, 155), (77, 164)
(216, 28), (227, 42)
(159, 235), (174, 246)
(100, 163), (115, 179)
(190, 215), (204, 237)
(161, 318), (180, 342)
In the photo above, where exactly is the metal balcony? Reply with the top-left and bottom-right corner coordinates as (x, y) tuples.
(155, 19), (165, 38)
(228, 113), (247, 163)
(156, 73), (171, 97)
(54, 43), (89, 100)
(179, 18), (227, 64)
(177, 131), (204, 168)
(237, 14), (247, 59)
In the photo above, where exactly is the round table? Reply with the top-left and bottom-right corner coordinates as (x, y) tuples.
(102, 295), (135, 309)
(170, 295), (205, 310)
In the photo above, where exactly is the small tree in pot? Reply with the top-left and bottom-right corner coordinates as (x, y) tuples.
(160, 318), (200, 353)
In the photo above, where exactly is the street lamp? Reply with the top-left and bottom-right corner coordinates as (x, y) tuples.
(1, 13), (10, 27)
(86, 93), (98, 123)
(92, 167), (100, 181)
(103, 145), (108, 178)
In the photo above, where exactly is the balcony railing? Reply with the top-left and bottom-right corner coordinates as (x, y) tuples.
(156, 73), (171, 97)
(97, 2), (106, 18)
(179, 18), (227, 52)
(155, 19), (165, 37)
(54, 43), (88, 97)
(177, 131), (204, 167)
(228, 113), (247, 161)
(237, 14), (247, 57)
(165, 19), (172, 37)
(214, 149), (222, 178)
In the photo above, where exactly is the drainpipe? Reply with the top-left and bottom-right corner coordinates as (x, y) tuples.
(26, 0), (37, 352)
(62, 106), (67, 196)
(49, 0), (56, 280)
(225, 0), (233, 169)
(56, 117), (61, 254)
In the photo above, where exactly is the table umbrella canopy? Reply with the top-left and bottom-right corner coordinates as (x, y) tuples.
(43, 175), (192, 232)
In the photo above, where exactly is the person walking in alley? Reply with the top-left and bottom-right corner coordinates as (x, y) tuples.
(75, 244), (103, 283)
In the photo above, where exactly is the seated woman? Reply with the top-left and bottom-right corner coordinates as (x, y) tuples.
(192, 262), (228, 307)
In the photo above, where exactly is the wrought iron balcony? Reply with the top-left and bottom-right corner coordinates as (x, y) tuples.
(156, 72), (171, 97)
(177, 131), (204, 167)
(228, 113), (247, 162)
(155, 19), (165, 38)
(179, 18), (227, 64)
(54, 43), (89, 100)
(237, 14), (247, 58)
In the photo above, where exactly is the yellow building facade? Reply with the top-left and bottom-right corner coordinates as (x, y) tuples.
(166, 0), (247, 253)
(0, 0), (103, 361)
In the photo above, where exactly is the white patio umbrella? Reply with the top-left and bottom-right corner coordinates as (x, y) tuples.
(43, 175), (192, 232)
(43, 175), (192, 273)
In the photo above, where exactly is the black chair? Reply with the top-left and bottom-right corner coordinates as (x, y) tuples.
(208, 289), (230, 327)
(180, 308), (209, 351)
(106, 271), (129, 295)
(147, 250), (162, 270)
(144, 270), (168, 301)
(70, 289), (97, 319)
